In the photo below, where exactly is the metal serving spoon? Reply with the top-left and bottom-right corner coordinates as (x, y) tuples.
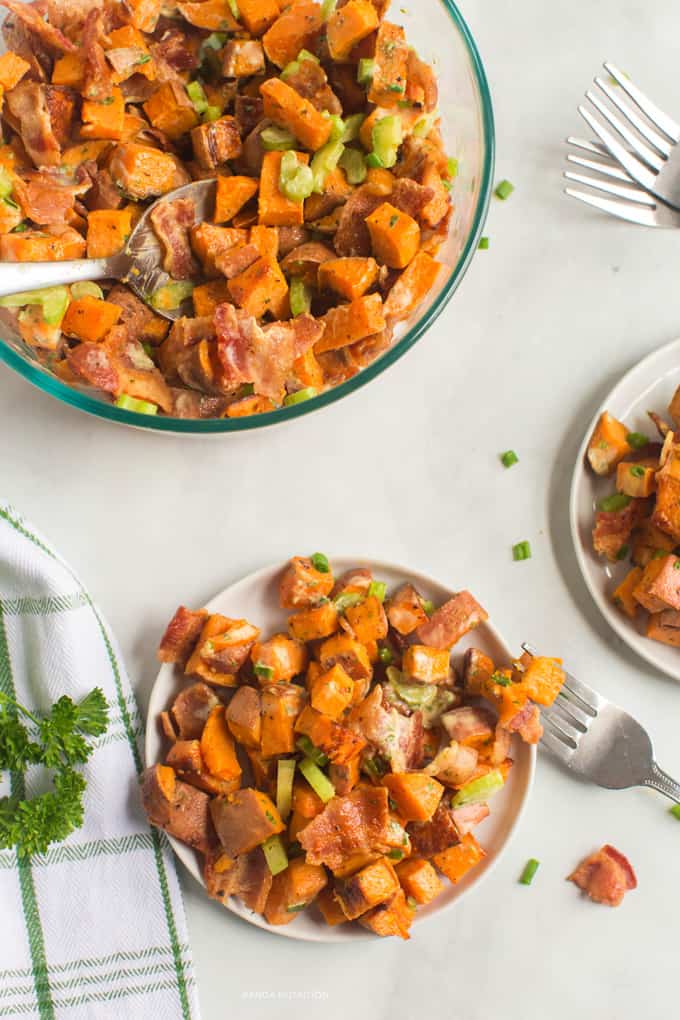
(0, 178), (216, 321)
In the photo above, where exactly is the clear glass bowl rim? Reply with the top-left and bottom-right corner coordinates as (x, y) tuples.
(0, 0), (495, 435)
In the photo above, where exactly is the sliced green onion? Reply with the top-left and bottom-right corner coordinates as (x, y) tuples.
(321, 0), (336, 18)
(334, 591), (363, 613)
(285, 901), (307, 912)
(136, 53), (152, 65)
(0, 285), (70, 325)
(500, 449), (518, 468)
(357, 58), (375, 86)
(227, 0), (239, 18)
(368, 580), (387, 602)
(598, 492), (631, 512)
(341, 113), (364, 143)
(199, 32), (227, 64)
(187, 80), (208, 114)
(203, 105), (221, 122)
(295, 735), (328, 767)
(299, 757), (335, 803)
(276, 758), (296, 820)
(378, 645), (393, 665)
(413, 112), (437, 138)
(311, 552), (330, 573)
(289, 276), (312, 317)
(626, 431), (649, 449)
(406, 895), (418, 910)
(519, 858), (540, 885)
(254, 662), (274, 680)
(3, 195), (18, 210)
(261, 125), (296, 151)
(495, 178), (514, 200)
(478, 236), (489, 250)
(512, 541), (532, 562)
(284, 387), (317, 406)
(114, 394), (159, 415)
(651, 548), (668, 560)
(363, 754), (389, 780)
(279, 151), (314, 202)
(262, 834), (288, 876)
(615, 544), (630, 561)
(323, 112), (345, 144)
(421, 599), (434, 615)
(371, 115), (402, 169)
(670, 804), (680, 820)
(281, 49), (320, 80)
(387, 848), (404, 860)
(11, 222), (28, 232)
(0, 165), (13, 199)
(310, 139), (344, 193)
(339, 147), (367, 184)
(70, 281), (104, 301)
(629, 465), (645, 478)
(451, 768), (505, 807)
(150, 281), (194, 311)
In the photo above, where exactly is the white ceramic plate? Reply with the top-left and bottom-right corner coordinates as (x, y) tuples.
(146, 557), (536, 942)
(570, 336), (680, 682)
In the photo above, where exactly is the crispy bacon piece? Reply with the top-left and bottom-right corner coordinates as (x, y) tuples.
(416, 591), (488, 649)
(277, 225), (309, 257)
(391, 178), (435, 223)
(83, 167), (125, 211)
(405, 49), (438, 111)
(170, 388), (231, 419)
(504, 702), (542, 744)
(234, 95), (264, 137)
(442, 705), (496, 746)
(282, 59), (341, 115)
(12, 171), (90, 225)
(6, 82), (62, 167)
(451, 803), (489, 837)
(150, 198), (199, 280)
(103, 327), (174, 411)
(334, 186), (383, 258)
(386, 583), (428, 635)
(158, 606), (208, 665)
(568, 844), (637, 907)
(214, 303), (300, 402)
(204, 846), (272, 913)
(150, 27), (200, 84)
(47, 0), (103, 32)
(298, 786), (392, 870)
(66, 342), (119, 392)
(349, 685), (423, 771)
(0, 0), (75, 52)
(593, 500), (647, 561)
(82, 8), (113, 100)
(487, 724), (512, 765)
(408, 801), (460, 858)
(425, 742), (478, 787)
(170, 681), (219, 740)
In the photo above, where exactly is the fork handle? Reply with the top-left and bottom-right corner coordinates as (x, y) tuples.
(641, 762), (680, 803)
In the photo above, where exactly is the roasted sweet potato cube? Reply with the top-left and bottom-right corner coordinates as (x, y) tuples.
(200, 706), (242, 783)
(210, 788), (284, 856)
(315, 293), (386, 353)
(280, 555), (335, 608)
(462, 647), (495, 696)
(171, 681), (219, 739)
(344, 596), (388, 645)
(0, 51), (30, 90)
(616, 461), (657, 499)
(288, 602), (340, 642)
(309, 663), (354, 719)
(61, 296), (121, 343)
(294, 704), (366, 764)
(262, 2), (323, 67)
(191, 223), (247, 276)
(292, 778), (325, 819)
(593, 499), (648, 561)
(288, 809), (308, 842)
(612, 566), (644, 618)
(384, 251), (442, 322)
(225, 685), (262, 748)
(143, 81), (198, 140)
(327, 0), (379, 60)
(186, 614), (259, 684)
(416, 591), (488, 650)
(402, 645), (451, 684)
(366, 202), (420, 269)
(652, 468), (680, 542)
(395, 857), (443, 905)
(258, 150), (310, 227)
(319, 633), (372, 681)
(227, 255), (289, 319)
(386, 583), (428, 635)
(632, 520), (676, 567)
(247, 748), (277, 794)
(433, 833), (486, 883)
(316, 887), (349, 925)
(328, 756), (361, 796)
(141, 765), (215, 853)
(633, 554), (680, 612)
(260, 78), (332, 152)
(158, 606), (208, 665)
(330, 850), (381, 880)
(318, 257), (379, 302)
(183, 769), (240, 797)
(368, 21), (409, 106)
(647, 609), (680, 647)
(237, 0), (281, 35)
(335, 858), (399, 919)
(222, 39), (265, 77)
(261, 683), (305, 757)
(191, 116), (242, 170)
(166, 739), (203, 773)
(251, 633), (307, 683)
(587, 412), (631, 475)
(192, 280), (230, 316)
(520, 656), (565, 707)
(264, 857), (327, 925)
(358, 888), (414, 939)
(383, 773), (444, 823)
(214, 175), (259, 223)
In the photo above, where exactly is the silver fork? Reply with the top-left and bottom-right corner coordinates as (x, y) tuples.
(577, 61), (680, 210)
(521, 644), (680, 802)
(564, 137), (680, 227)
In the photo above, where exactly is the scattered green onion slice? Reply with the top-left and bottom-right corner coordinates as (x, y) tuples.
(626, 431), (649, 449)
(311, 552), (330, 573)
(629, 465), (645, 478)
(478, 236), (489, 250)
(500, 449), (518, 468)
(227, 0), (239, 18)
(295, 735), (328, 767)
(421, 599), (435, 615)
(70, 281), (104, 300)
(495, 178), (514, 200)
(203, 105), (222, 122)
(320, 0), (336, 19)
(335, 591), (363, 613)
(187, 80), (208, 114)
(670, 804), (680, 820)
(387, 848), (404, 860)
(598, 492), (631, 512)
(339, 147), (367, 185)
(298, 757), (335, 803)
(114, 394), (158, 415)
(378, 646), (393, 665)
(447, 157), (458, 178)
(406, 896), (418, 910)
(11, 222), (28, 232)
(615, 544), (629, 561)
(0, 165), (13, 199)
(289, 276), (312, 317)
(262, 834), (288, 876)
(357, 58), (375, 86)
(285, 901), (308, 912)
(260, 125), (296, 151)
(512, 541), (532, 562)
(364, 152), (384, 169)
(276, 758), (296, 820)
(413, 112), (437, 138)
(368, 580), (387, 602)
(451, 769), (505, 807)
(254, 662), (274, 680)
(284, 387), (317, 406)
(519, 858), (540, 885)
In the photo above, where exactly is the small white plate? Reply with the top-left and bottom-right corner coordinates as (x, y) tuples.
(570, 336), (680, 682)
(146, 557), (535, 942)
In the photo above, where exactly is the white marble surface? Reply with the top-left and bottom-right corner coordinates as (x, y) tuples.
(4, 1), (680, 1016)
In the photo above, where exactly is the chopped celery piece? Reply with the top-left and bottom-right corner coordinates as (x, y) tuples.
(323, 112), (345, 143)
(310, 139), (344, 193)
(320, 0), (336, 20)
(0, 285), (70, 325)
(339, 147), (367, 184)
(357, 58), (375, 85)
(368, 580), (387, 602)
(187, 80), (208, 114)
(227, 0), (239, 17)
(447, 157), (458, 178)
(284, 387), (317, 406)
(262, 834), (288, 876)
(200, 32), (226, 63)
(114, 394), (159, 415)
(203, 105), (221, 122)
(371, 116), (402, 169)
(281, 49), (319, 80)
(387, 666), (438, 712)
(0, 165), (13, 199)
(299, 758), (335, 803)
(289, 276), (312, 317)
(451, 769), (505, 807)
(311, 552), (330, 573)
(334, 591), (363, 613)
(364, 152), (384, 169)
(150, 281), (194, 310)
(413, 112), (437, 138)
(341, 114), (364, 143)
(421, 599), (435, 615)
(261, 125), (296, 151)
(276, 759), (296, 820)
(70, 281), (104, 301)
(279, 151), (314, 202)
(670, 804), (680, 820)
(295, 735), (328, 766)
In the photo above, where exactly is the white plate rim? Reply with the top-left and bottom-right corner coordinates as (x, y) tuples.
(145, 555), (536, 942)
(569, 335), (680, 682)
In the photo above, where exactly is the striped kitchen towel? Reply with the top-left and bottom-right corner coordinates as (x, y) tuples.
(0, 503), (200, 1020)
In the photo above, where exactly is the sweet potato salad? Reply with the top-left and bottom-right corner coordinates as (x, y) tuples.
(142, 555), (565, 938)
(0, 0), (454, 419)
(587, 403), (680, 647)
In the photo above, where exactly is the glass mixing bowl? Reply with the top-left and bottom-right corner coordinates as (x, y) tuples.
(0, 0), (494, 434)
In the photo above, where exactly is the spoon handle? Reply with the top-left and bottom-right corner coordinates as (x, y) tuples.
(0, 256), (127, 299)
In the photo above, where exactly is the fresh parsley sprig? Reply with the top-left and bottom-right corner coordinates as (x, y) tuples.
(0, 688), (108, 856)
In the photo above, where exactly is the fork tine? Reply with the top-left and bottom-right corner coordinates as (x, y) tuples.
(564, 169), (656, 206)
(561, 671), (601, 713)
(604, 62), (680, 144)
(565, 186), (663, 227)
(578, 106), (658, 190)
(539, 729), (575, 762)
(541, 711), (578, 749)
(585, 91), (664, 170)
(551, 694), (590, 731)
(566, 152), (633, 183)
(557, 690), (596, 727)
(595, 76), (671, 157)
(567, 136), (621, 162)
